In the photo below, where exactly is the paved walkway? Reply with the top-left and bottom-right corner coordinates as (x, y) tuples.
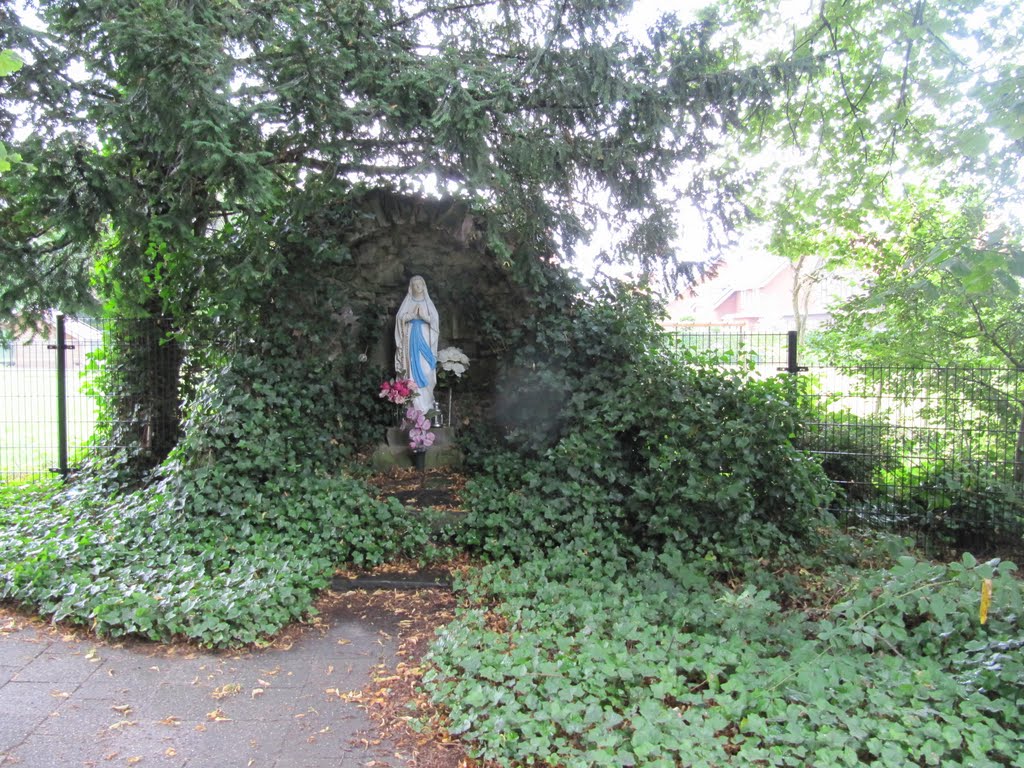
(0, 593), (403, 768)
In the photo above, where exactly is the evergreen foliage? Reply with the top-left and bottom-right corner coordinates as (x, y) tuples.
(0, 221), (434, 646)
(0, 470), (429, 646)
(0, 0), (824, 469)
(0, 0), (819, 325)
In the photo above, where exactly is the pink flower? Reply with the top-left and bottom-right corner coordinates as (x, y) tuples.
(380, 378), (418, 405)
(404, 407), (436, 450)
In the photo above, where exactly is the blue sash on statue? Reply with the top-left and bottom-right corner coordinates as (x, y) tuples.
(409, 319), (436, 388)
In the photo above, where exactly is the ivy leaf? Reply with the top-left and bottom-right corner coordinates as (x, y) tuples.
(0, 49), (23, 76)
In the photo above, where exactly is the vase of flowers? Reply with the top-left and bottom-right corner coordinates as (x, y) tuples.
(403, 407), (435, 469)
(435, 347), (470, 426)
(379, 377), (418, 425)
(412, 448), (427, 470)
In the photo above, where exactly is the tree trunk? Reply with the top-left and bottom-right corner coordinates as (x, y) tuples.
(791, 254), (814, 345)
(104, 308), (183, 473)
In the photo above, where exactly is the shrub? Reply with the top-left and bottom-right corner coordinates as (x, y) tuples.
(0, 256), (432, 646)
(457, 283), (833, 560)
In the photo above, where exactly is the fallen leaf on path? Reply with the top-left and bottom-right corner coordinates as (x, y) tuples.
(110, 705), (132, 715)
(206, 708), (231, 722)
(251, 688), (264, 699)
(108, 720), (137, 731)
(328, 688), (365, 703)
(210, 683), (241, 700)
(157, 715), (180, 727)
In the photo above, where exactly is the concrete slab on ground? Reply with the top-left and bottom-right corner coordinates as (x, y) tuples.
(0, 595), (404, 768)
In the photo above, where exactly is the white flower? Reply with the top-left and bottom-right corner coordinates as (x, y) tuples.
(438, 346), (470, 375)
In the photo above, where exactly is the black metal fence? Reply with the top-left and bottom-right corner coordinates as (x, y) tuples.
(0, 314), (186, 483)
(3, 320), (1022, 558)
(0, 316), (106, 482)
(663, 325), (792, 371)
(803, 363), (1023, 558)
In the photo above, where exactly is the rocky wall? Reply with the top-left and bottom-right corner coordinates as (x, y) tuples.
(331, 190), (530, 433)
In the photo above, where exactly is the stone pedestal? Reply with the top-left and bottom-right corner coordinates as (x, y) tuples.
(371, 426), (463, 470)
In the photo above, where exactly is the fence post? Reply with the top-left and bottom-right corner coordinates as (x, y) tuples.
(782, 331), (806, 376)
(50, 314), (69, 478)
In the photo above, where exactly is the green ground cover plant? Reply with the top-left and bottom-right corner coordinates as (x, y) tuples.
(424, 546), (1024, 767)
(415, 285), (1013, 766)
(0, 464), (429, 646)
(0, 249), (432, 646)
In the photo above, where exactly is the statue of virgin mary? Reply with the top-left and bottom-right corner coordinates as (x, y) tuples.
(394, 275), (439, 414)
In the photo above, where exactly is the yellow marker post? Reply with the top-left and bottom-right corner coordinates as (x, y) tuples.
(980, 579), (993, 625)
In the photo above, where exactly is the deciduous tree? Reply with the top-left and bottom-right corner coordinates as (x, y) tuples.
(721, 0), (1024, 255)
(716, 0), (1024, 480)
(819, 187), (1024, 480)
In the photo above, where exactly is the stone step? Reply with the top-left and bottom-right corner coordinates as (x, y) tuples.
(331, 571), (453, 591)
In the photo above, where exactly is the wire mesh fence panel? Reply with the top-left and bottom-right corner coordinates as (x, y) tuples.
(65, 319), (108, 470)
(0, 315), (184, 483)
(0, 319), (105, 483)
(663, 327), (791, 374)
(0, 332), (61, 482)
(661, 329), (1022, 556)
(801, 364), (1024, 559)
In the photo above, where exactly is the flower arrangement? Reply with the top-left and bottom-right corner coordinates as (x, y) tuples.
(402, 407), (436, 451)
(436, 347), (470, 386)
(379, 377), (417, 405)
